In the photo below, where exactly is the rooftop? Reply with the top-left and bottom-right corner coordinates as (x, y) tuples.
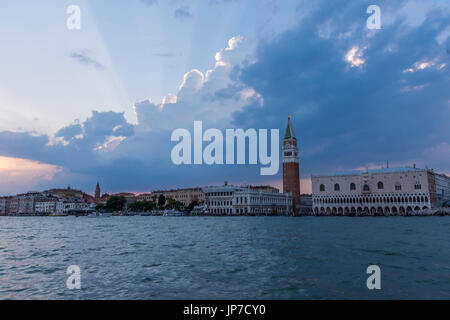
(314, 166), (427, 177)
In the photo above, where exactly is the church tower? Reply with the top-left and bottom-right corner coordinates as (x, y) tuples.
(94, 182), (101, 203)
(282, 115), (301, 211)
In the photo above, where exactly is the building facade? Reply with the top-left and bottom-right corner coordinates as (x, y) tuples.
(282, 116), (301, 211)
(0, 187), (93, 215)
(0, 197), (11, 216)
(136, 193), (154, 202)
(7, 196), (19, 215)
(203, 183), (292, 215)
(152, 188), (205, 206)
(56, 200), (90, 214)
(16, 192), (45, 214)
(312, 166), (450, 215)
(35, 198), (58, 214)
(431, 172), (450, 207)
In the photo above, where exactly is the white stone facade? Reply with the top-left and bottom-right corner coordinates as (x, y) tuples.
(56, 201), (90, 214)
(203, 184), (293, 215)
(311, 167), (449, 215)
(35, 201), (57, 214)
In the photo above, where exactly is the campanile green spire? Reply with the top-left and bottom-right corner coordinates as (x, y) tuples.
(284, 115), (296, 140)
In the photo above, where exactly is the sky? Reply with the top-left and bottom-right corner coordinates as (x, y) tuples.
(0, 0), (449, 195)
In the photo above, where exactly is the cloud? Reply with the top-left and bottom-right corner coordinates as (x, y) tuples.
(421, 142), (450, 171)
(0, 156), (62, 195)
(178, 69), (204, 95)
(345, 46), (366, 67)
(174, 6), (193, 20)
(403, 58), (444, 73)
(0, 0), (449, 194)
(55, 124), (82, 142)
(232, 0), (450, 176)
(0, 35), (260, 193)
(70, 51), (105, 69)
(162, 94), (177, 104)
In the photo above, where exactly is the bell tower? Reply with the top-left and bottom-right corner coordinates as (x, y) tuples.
(282, 115), (301, 211)
(94, 182), (101, 203)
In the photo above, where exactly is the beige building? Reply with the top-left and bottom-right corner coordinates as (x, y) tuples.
(312, 166), (450, 215)
(136, 193), (154, 202)
(152, 188), (205, 206)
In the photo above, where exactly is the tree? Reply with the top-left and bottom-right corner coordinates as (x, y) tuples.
(158, 194), (166, 208)
(144, 201), (156, 211)
(128, 202), (143, 212)
(187, 200), (199, 212)
(128, 201), (155, 212)
(106, 196), (126, 212)
(95, 203), (106, 212)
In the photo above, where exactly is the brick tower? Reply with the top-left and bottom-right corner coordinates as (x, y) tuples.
(282, 115), (301, 212)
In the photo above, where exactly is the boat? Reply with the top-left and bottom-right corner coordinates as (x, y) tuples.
(191, 205), (210, 216)
(163, 209), (184, 216)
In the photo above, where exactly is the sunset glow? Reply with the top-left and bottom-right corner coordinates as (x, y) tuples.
(0, 156), (61, 194)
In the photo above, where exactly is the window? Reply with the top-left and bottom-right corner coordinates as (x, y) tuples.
(320, 184), (325, 192)
(414, 182), (421, 190)
(395, 183), (402, 191)
(363, 185), (370, 192)
(350, 183), (356, 191)
(284, 152), (292, 157)
(377, 181), (384, 190)
(334, 184), (340, 191)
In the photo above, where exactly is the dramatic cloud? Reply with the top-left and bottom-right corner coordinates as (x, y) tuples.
(232, 0), (450, 176)
(0, 156), (62, 195)
(0, 35), (260, 192)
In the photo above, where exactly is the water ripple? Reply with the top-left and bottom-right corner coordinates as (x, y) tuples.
(0, 216), (448, 300)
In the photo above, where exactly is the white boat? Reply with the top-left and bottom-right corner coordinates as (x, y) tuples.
(191, 205), (210, 215)
(163, 209), (184, 216)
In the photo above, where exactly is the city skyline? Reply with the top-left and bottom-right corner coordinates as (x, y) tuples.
(1, 162), (447, 199)
(0, 0), (449, 196)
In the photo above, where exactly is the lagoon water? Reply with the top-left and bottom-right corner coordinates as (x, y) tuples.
(0, 216), (449, 300)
